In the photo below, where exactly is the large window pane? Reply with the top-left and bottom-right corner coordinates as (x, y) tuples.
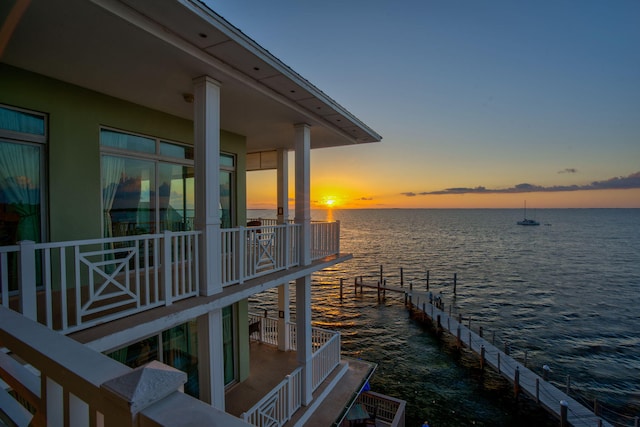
(0, 140), (41, 244)
(102, 155), (155, 237)
(159, 163), (194, 232)
(163, 322), (199, 397)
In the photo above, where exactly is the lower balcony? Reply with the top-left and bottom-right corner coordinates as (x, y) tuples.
(226, 314), (406, 427)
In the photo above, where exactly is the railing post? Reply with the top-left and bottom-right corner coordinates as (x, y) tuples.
(18, 240), (37, 320)
(163, 231), (173, 306)
(560, 400), (568, 427)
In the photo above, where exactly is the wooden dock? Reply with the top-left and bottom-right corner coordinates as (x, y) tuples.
(343, 276), (613, 427)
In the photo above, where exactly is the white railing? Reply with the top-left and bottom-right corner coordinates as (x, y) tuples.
(310, 221), (340, 260)
(221, 224), (301, 287)
(242, 367), (303, 427)
(356, 391), (406, 427)
(0, 306), (250, 427)
(0, 230), (200, 334)
(248, 313), (279, 346)
(0, 221), (341, 334)
(244, 315), (342, 426)
(311, 328), (341, 390)
(246, 220), (340, 262)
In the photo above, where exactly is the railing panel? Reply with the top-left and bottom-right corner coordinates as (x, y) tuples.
(242, 367), (303, 427)
(221, 224), (301, 287)
(0, 231), (200, 334)
(357, 391), (407, 426)
(310, 221), (340, 261)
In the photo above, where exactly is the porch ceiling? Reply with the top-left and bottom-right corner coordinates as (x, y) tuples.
(0, 0), (381, 151)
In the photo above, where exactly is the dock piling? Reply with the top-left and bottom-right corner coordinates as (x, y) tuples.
(400, 267), (404, 287)
(453, 273), (457, 295)
(426, 270), (430, 291)
(560, 401), (568, 427)
(340, 278), (343, 300)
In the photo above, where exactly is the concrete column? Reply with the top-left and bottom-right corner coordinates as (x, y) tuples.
(276, 148), (289, 225)
(193, 76), (222, 296)
(294, 124), (311, 266)
(296, 275), (313, 405)
(196, 309), (225, 410)
(277, 148), (291, 352)
(277, 283), (290, 351)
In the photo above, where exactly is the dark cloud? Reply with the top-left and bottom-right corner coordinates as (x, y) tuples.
(558, 168), (578, 174)
(358, 197), (374, 201)
(401, 171), (640, 196)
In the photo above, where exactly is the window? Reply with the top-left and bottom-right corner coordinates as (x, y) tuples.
(0, 105), (47, 290)
(220, 154), (235, 229)
(100, 128), (194, 237)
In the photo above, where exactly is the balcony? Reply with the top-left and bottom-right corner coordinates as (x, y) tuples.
(223, 314), (406, 427)
(0, 222), (340, 335)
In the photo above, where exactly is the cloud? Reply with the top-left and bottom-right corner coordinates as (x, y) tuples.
(357, 197), (374, 201)
(401, 171), (640, 196)
(558, 168), (578, 174)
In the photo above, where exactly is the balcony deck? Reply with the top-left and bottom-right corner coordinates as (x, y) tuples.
(225, 341), (376, 426)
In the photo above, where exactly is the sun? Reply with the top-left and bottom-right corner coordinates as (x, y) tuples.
(320, 195), (338, 208)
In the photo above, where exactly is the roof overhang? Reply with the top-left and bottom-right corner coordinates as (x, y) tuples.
(0, 0), (381, 151)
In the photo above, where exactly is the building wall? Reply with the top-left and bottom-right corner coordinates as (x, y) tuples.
(0, 64), (247, 241)
(1, 63), (251, 387)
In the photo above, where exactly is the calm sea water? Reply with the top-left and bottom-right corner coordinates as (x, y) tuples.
(249, 209), (640, 426)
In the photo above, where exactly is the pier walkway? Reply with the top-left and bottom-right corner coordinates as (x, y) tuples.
(345, 277), (612, 427)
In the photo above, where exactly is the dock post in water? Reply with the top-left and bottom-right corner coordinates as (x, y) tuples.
(400, 267), (404, 287)
(453, 273), (457, 295)
(340, 278), (344, 300)
(426, 270), (430, 291)
(514, 366), (520, 398)
(560, 401), (568, 427)
(379, 265), (383, 286)
(480, 345), (485, 370)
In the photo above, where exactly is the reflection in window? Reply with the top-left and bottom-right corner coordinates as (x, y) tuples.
(101, 129), (194, 238)
(0, 105), (46, 291)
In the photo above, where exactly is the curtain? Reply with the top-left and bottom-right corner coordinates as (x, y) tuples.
(0, 107), (45, 136)
(100, 130), (129, 239)
(102, 156), (125, 238)
(0, 140), (41, 243)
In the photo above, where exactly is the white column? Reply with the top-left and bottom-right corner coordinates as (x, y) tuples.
(294, 124), (311, 266)
(196, 309), (225, 410)
(277, 148), (291, 351)
(277, 284), (290, 351)
(293, 123), (313, 405)
(276, 148), (289, 225)
(193, 76), (222, 296)
(296, 275), (313, 405)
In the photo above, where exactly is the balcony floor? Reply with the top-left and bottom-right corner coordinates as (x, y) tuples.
(225, 341), (375, 426)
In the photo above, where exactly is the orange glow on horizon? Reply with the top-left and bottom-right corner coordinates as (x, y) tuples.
(247, 171), (640, 210)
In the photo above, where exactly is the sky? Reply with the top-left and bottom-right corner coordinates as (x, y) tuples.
(208, 1), (640, 209)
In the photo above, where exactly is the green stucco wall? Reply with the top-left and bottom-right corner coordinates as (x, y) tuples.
(0, 64), (247, 241)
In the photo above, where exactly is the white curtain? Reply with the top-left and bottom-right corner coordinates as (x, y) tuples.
(100, 131), (129, 238)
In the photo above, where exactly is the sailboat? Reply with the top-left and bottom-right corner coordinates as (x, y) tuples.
(517, 201), (540, 226)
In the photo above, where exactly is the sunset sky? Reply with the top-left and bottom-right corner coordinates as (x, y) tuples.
(209, 1), (640, 209)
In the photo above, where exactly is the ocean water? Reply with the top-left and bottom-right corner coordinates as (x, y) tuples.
(248, 209), (640, 426)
